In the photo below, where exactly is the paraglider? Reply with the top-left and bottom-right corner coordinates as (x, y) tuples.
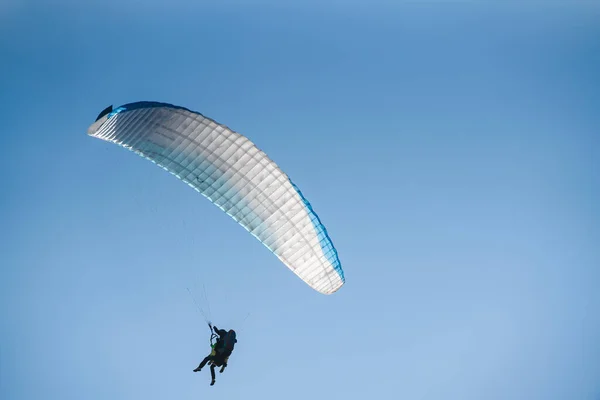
(87, 100), (345, 387)
(87, 101), (345, 294)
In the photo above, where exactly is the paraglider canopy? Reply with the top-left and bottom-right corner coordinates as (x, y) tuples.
(87, 101), (345, 294)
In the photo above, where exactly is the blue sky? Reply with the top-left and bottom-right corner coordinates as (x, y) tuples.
(1, 1), (599, 399)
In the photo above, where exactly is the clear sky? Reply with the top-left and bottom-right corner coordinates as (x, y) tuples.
(1, 1), (599, 399)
